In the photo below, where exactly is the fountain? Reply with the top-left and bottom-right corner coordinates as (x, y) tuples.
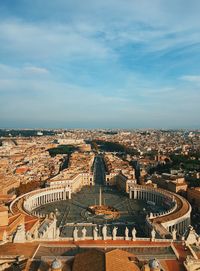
(88, 186), (120, 220)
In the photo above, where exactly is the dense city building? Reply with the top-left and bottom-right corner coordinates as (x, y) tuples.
(0, 129), (200, 270)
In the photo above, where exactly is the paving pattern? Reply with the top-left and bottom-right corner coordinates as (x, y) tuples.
(35, 185), (167, 238)
(34, 156), (168, 238)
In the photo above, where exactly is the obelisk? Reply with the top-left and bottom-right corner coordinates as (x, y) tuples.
(99, 186), (102, 206)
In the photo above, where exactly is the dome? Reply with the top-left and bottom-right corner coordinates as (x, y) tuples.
(149, 258), (160, 270)
(51, 258), (62, 270)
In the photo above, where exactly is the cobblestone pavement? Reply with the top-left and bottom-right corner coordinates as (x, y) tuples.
(35, 185), (167, 238)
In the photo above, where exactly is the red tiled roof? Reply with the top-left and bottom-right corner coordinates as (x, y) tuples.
(15, 167), (30, 174)
(106, 249), (140, 271)
(160, 259), (185, 271)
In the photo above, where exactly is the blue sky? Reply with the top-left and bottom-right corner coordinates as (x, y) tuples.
(0, 0), (200, 129)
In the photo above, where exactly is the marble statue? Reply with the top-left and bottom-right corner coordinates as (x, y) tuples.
(13, 224), (26, 243)
(49, 212), (55, 220)
(82, 227), (87, 239)
(56, 227), (60, 239)
(112, 226), (118, 240)
(172, 228), (177, 241)
(125, 227), (129, 240)
(132, 227), (137, 241)
(151, 228), (156, 241)
(26, 231), (32, 241)
(73, 227), (78, 241)
(102, 225), (107, 240)
(93, 226), (98, 240)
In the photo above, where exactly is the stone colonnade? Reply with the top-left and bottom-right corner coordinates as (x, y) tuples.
(129, 185), (191, 236)
(129, 186), (174, 206)
(23, 187), (71, 214)
(165, 217), (191, 235)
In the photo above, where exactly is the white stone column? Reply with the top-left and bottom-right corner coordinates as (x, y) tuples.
(133, 189), (137, 199)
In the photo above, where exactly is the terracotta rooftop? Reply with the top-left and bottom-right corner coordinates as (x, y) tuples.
(160, 259), (185, 271)
(15, 167), (30, 174)
(0, 243), (39, 258)
(0, 194), (15, 203)
(106, 249), (140, 271)
(24, 215), (39, 232)
(0, 205), (8, 212)
(72, 248), (140, 271)
(72, 249), (105, 271)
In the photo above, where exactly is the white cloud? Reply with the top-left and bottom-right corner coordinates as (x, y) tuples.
(23, 66), (49, 74)
(0, 20), (112, 62)
(180, 75), (200, 83)
(0, 1), (200, 128)
(0, 63), (50, 81)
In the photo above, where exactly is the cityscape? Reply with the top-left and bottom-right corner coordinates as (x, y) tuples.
(0, 1), (200, 271)
(0, 129), (200, 270)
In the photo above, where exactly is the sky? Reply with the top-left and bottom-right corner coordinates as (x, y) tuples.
(0, 0), (200, 129)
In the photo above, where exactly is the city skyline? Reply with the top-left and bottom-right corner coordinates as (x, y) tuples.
(0, 0), (200, 129)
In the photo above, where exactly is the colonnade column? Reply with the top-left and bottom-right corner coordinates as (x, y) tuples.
(134, 189), (137, 199)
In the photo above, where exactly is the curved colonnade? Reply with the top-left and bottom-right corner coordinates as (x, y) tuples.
(10, 187), (71, 217)
(10, 184), (191, 239)
(129, 185), (191, 237)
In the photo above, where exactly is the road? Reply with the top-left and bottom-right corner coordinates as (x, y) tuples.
(93, 155), (106, 186)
